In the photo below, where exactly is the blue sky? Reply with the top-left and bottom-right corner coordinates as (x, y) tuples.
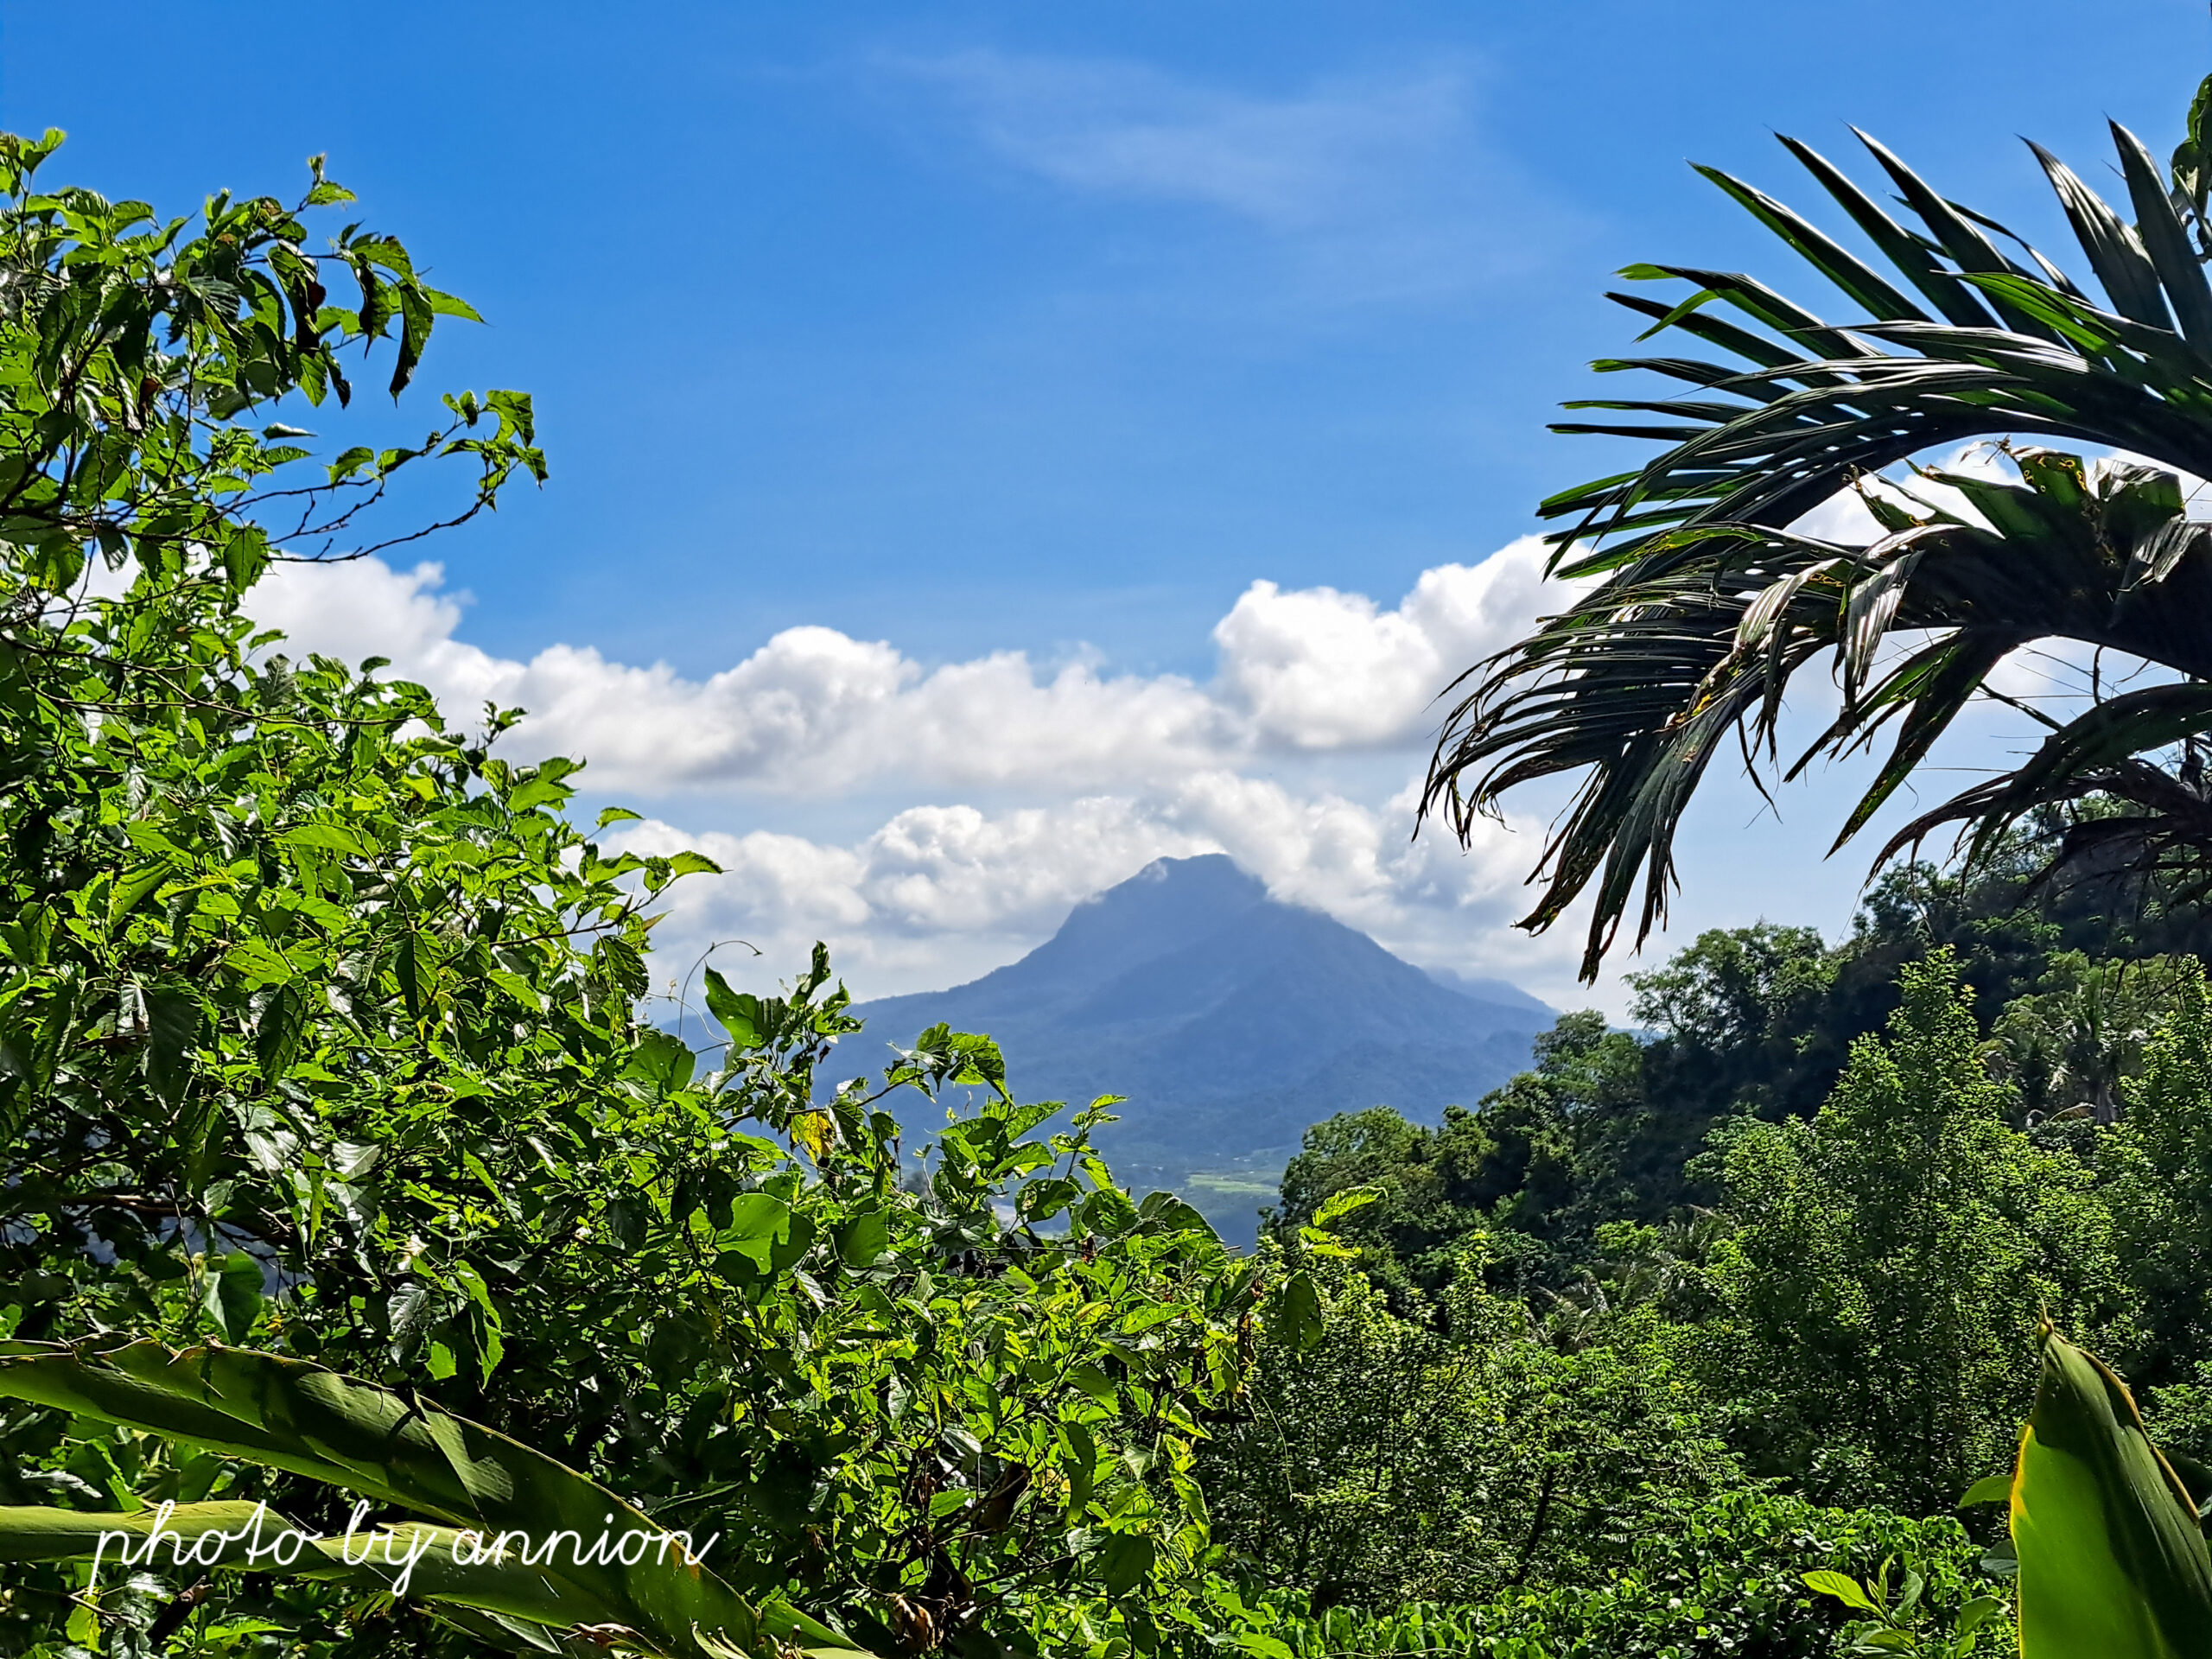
(7, 3), (2208, 1013)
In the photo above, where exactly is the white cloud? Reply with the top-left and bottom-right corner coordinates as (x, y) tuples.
(245, 542), (1595, 1006)
(251, 569), (1229, 795)
(252, 540), (1561, 797)
(605, 769), (1569, 1012)
(1213, 537), (1559, 747)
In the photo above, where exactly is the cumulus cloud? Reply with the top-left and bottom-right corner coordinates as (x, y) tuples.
(1213, 537), (1558, 747)
(605, 771), (1566, 1010)
(252, 539), (1561, 796)
(251, 566), (1229, 794)
(246, 540), (1596, 1009)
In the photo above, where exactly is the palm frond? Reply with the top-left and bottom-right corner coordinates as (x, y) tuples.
(1427, 99), (2212, 978)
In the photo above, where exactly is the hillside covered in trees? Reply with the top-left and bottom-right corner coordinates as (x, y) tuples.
(1237, 842), (2212, 1587)
(1268, 836), (2212, 1315)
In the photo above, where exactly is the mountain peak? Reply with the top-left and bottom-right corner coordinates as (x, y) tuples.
(849, 853), (1555, 1243)
(1012, 854), (1268, 994)
(1088, 858), (1265, 911)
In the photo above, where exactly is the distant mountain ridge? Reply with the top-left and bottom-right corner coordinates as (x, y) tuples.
(1424, 966), (1555, 1019)
(850, 855), (1554, 1241)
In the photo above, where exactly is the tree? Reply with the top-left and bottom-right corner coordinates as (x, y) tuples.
(1264, 1014), (1647, 1299)
(1423, 79), (2212, 977)
(0, 127), (541, 610)
(1704, 952), (2128, 1511)
(2101, 964), (2212, 1388)
(1200, 1261), (1740, 1611)
(1627, 924), (1833, 1058)
(0, 134), (1264, 1657)
(1989, 950), (2200, 1124)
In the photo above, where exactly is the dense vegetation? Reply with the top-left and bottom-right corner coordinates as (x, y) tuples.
(0, 133), (1264, 1657)
(1254, 872), (2212, 1615)
(9, 59), (2212, 1659)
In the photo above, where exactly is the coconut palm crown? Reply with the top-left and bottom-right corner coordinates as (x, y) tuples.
(1424, 76), (2212, 979)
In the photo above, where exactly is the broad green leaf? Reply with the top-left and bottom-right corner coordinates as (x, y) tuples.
(1959, 1472), (2015, 1509)
(1312, 1185), (1381, 1228)
(201, 1252), (264, 1342)
(109, 861), (170, 925)
(721, 1193), (813, 1273)
(1060, 1420), (1099, 1514)
(2012, 1326), (2212, 1659)
(1096, 1532), (1155, 1596)
(220, 523), (271, 588)
(1081, 1185), (1138, 1236)
(623, 1028), (696, 1094)
(1802, 1569), (1879, 1613)
(1135, 1192), (1217, 1241)
(835, 1211), (890, 1269)
(0, 1339), (869, 1659)
(142, 982), (200, 1103)
(1957, 1596), (2005, 1637)
(487, 968), (543, 1012)
(255, 980), (310, 1081)
(280, 821), (378, 859)
(505, 776), (569, 812)
(703, 967), (766, 1049)
(1273, 1271), (1325, 1356)
(225, 934), (296, 988)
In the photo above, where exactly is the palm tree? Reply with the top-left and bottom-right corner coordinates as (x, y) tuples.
(1424, 79), (2212, 978)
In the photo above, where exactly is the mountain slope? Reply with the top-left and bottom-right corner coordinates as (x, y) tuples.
(850, 855), (1554, 1241)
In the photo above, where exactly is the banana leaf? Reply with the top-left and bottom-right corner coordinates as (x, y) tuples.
(0, 1338), (871, 1659)
(2012, 1326), (2212, 1658)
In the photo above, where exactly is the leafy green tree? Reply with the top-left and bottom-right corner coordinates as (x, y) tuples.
(1628, 925), (1834, 1057)
(1265, 840), (2212, 1357)
(1535, 1211), (1726, 1347)
(0, 127), (539, 605)
(1423, 75), (2212, 978)
(1628, 924), (1837, 1126)
(1202, 1258), (1739, 1611)
(1704, 952), (2129, 1510)
(1990, 951), (2199, 1124)
(1264, 1014), (1644, 1298)
(1630, 849), (2212, 1140)
(1265, 1107), (1487, 1302)
(2101, 963), (2212, 1389)
(0, 133), (1262, 1658)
